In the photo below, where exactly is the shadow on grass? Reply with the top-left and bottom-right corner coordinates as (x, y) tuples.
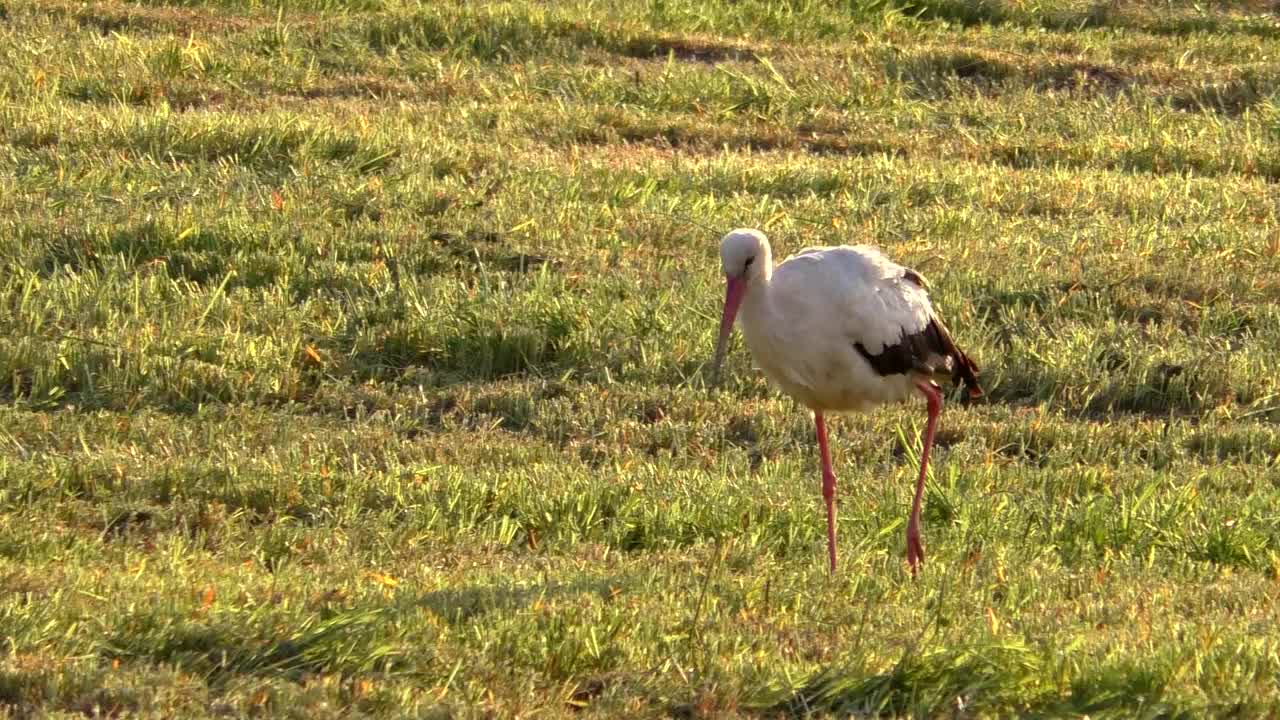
(101, 607), (401, 684)
(759, 644), (1234, 717)
(763, 644), (1038, 717)
(416, 574), (630, 625)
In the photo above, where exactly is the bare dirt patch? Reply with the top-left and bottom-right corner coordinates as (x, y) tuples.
(616, 34), (760, 63)
(40, 1), (261, 35)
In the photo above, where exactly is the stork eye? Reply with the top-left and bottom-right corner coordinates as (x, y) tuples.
(743, 256), (755, 269)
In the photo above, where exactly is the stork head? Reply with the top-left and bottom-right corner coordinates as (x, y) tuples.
(718, 228), (769, 281)
(712, 228), (771, 388)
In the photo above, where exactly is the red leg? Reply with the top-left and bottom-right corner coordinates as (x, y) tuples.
(908, 383), (942, 577)
(814, 410), (837, 573)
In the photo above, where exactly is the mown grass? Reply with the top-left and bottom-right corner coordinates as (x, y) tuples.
(3, 0), (1280, 716)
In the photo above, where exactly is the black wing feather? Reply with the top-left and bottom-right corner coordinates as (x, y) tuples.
(854, 270), (982, 397)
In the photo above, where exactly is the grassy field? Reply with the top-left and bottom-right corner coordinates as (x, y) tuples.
(3, 0), (1280, 716)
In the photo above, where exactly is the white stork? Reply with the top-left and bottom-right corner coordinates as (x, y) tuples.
(711, 228), (982, 576)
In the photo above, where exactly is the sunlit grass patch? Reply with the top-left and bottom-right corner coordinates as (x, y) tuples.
(4, 0), (1280, 715)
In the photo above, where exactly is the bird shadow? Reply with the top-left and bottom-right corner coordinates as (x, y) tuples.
(413, 572), (636, 625)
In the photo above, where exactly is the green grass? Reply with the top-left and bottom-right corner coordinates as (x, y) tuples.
(3, 0), (1280, 715)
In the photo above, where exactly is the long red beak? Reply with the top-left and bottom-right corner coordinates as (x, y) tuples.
(711, 276), (746, 388)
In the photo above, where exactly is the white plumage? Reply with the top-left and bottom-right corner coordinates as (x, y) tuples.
(712, 228), (981, 575)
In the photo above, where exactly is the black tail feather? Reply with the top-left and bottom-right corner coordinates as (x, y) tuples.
(930, 316), (982, 398)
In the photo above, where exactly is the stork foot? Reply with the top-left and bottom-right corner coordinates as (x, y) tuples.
(906, 520), (925, 577)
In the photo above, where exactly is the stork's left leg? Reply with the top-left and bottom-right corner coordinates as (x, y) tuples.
(908, 382), (942, 577)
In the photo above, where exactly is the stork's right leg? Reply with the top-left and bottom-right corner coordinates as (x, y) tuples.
(908, 382), (943, 577)
(814, 410), (837, 573)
